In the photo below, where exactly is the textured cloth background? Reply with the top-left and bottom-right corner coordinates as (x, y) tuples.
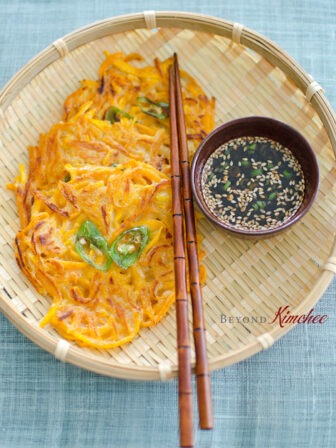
(0, 1), (335, 447)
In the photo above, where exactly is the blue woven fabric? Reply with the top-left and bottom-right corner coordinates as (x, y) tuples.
(0, 1), (335, 447)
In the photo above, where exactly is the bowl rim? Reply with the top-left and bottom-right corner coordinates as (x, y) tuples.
(190, 115), (320, 237)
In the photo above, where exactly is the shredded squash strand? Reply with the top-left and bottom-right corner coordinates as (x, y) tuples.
(9, 52), (215, 349)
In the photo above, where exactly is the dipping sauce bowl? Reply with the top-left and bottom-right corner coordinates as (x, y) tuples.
(191, 116), (319, 237)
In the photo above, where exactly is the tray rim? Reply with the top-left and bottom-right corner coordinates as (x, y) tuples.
(0, 10), (335, 381)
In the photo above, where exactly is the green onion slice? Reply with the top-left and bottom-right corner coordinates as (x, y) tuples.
(136, 97), (169, 119)
(105, 106), (133, 124)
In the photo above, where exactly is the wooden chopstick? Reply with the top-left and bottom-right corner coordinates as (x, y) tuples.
(173, 53), (214, 430)
(169, 63), (194, 448)
(169, 54), (214, 446)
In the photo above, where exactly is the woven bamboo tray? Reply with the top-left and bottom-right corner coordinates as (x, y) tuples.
(0, 11), (335, 381)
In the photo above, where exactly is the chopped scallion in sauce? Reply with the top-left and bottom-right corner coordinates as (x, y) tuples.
(201, 136), (305, 231)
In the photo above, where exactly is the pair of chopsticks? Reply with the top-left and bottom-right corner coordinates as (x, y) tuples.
(169, 53), (214, 447)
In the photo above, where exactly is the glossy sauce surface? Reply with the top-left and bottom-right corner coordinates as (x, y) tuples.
(201, 136), (305, 230)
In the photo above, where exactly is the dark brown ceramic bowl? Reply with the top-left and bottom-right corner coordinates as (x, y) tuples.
(191, 116), (319, 237)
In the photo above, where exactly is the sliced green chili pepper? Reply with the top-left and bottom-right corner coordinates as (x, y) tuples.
(64, 173), (71, 182)
(75, 220), (112, 271)
(105, 106), (133, 124)
(136, 97), (169, 119)
(110, 226), (150, 269)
